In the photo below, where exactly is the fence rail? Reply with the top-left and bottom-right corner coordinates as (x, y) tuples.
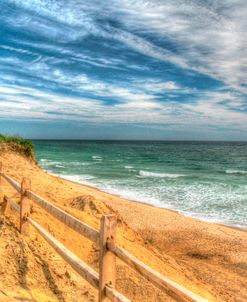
(0, 166), (208, 302)
(28, 190), (99, 242)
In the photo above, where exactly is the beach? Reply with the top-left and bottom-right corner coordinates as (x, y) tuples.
(35, 140), (247, 229)
(0, 147), (246, 301)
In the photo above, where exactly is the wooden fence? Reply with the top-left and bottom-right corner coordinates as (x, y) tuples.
(0, 163), (208, 302)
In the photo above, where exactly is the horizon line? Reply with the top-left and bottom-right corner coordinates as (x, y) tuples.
(28, 139), (247, 142)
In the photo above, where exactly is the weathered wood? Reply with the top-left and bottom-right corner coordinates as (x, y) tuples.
(1, 173), (98, 241)
(20, 178), (31, 235)
(107, 242), (208, 302)
(27, 190), (99, 242)
(2, 196), (20, 213)
(27, 216), (99, 289)
(1, 196), (10, 215)
(6, 196), (20, 213)
(99, 215), (117, 302)
(0, 162), (2, 187)
(1, 173), (21, 193)
(105, 284), (131, 302)
(0, 164), (4, 212)
(0, 189), (3, 204)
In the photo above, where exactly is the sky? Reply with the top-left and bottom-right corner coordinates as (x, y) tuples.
(0, 0), (247, 140)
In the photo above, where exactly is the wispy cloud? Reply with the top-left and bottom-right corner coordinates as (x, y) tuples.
(110, 0), (247, 91)
(0, 0), (246, 138)
(6, 0), (247, 91)
(0, 85), (246, 134)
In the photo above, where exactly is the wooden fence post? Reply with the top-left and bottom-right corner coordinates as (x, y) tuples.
(99, 214), (117, 302)
(2, 196), (10, 215)
(0, 162), (4, 212)
(20, 178), (31, 235)
(0, 191), (3, 205)
(0, 162), (2, 188)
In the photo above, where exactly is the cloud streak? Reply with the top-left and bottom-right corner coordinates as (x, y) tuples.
(1, 85), (246, 133)
(0, 0), (246, 139)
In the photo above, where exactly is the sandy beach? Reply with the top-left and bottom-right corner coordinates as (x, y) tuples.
(0, 148), (246, 302)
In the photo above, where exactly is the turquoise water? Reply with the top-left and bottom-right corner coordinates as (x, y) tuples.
(34, 141), (247, 228)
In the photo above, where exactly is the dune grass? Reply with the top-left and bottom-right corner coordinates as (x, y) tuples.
(0, 134), (34, 157)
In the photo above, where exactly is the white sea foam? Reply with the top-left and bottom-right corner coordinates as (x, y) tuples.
(70, 161), (91, 166)
(55, 164), (65, 168)
(124, 165), (134, 169)
(40, 158), (54, 163)
(139, 170), (186, 178)
(43, 170), (247, 228)
(225, 169), (247, 175)
(92, 155), (102, 161)
(39, 159), (63, 166)
(61, 174), (96, 186)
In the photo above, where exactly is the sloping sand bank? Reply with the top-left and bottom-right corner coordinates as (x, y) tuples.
(0, 149), (246, 302)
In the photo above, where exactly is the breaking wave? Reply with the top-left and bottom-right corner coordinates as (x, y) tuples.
(92, 155), (103, 161)
(139, 170), (186, 178)
(225, 169), (247, 175)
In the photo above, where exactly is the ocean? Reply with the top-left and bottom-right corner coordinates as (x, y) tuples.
(34, 140), (247, 229)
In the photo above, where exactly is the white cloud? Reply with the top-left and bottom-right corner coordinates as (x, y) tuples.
(111, 0), (247, 91)
(1, 0), (246, 137)
(50, 70), (178, 102)
(142, 81), (179, 92)
(0, 85), (246, 133)
(7, 0), (247, 92)
(0, 45), (35, 56)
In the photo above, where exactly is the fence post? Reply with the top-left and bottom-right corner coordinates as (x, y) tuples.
(99, 214), (117, 302)
(0, 162), (3, 211)
(20, 178), (31, 235)
(0, 191), (3, 205)
(2, 196), (9, 215)
(0, 162), (2, 188)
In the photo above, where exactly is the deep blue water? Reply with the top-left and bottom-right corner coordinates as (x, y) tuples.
(34, 141), (247, 228)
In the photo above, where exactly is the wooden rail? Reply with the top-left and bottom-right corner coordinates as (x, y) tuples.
(0, 169), (208, 302)
(0, 172), (99, 242)
(107, 240), (207, 302)
(4, 195), (20, 213)
(28, 217), (100, 289)
(1, 173), (21, 193)
(27, 190), (99, 242)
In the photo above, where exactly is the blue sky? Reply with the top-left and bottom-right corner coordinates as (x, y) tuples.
(0, 0), (246, 140)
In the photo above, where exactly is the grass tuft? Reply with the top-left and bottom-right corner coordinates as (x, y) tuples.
(0, 134), (34, 157)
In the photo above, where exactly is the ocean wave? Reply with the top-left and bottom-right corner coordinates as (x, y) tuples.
(225, 169), (247, 175)
(40, 158), (52, 163)
(55, 164), (65, 168)
(69, 161), (91, 166)
(139, 170), (186, 178)
(124, 165), (134, 169)
(92, 155), (102, 161)
(39, 159), (63, 166)
(61, 174), (96, 184)
(40, 159), (93, 168)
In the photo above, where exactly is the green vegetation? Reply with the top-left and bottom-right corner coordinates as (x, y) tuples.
(0, 134), (34, 157)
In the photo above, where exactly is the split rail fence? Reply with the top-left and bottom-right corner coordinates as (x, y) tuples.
(0, 162), (208, 302)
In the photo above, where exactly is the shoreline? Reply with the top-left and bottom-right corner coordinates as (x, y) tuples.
(48, 169), (247, 233)
(1, 149), (247, 302)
